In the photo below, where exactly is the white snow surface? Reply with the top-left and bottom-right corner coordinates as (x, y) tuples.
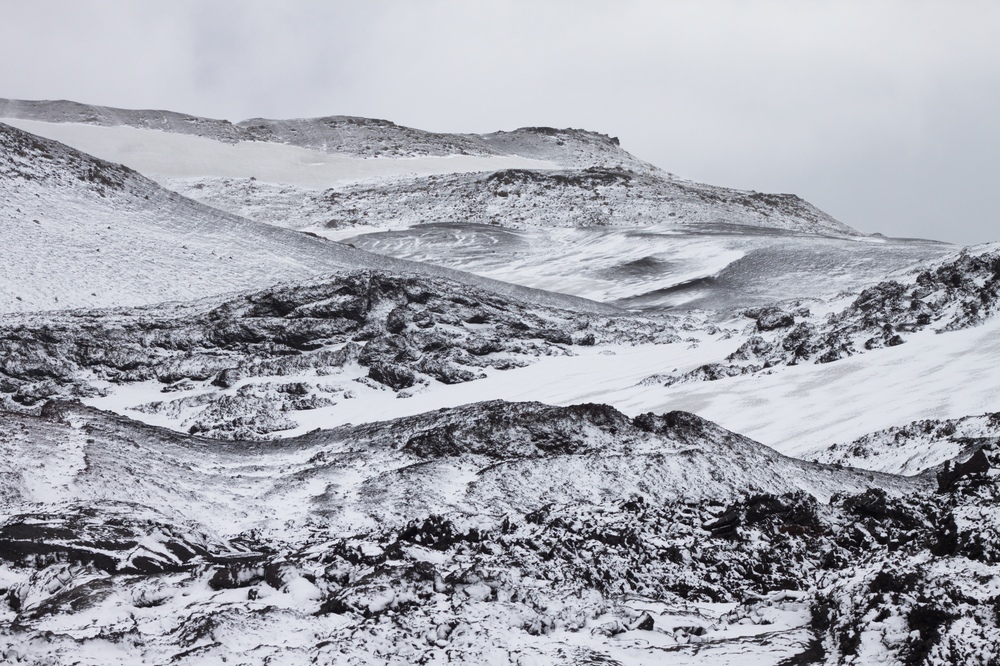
(334, 222), (948, 310)
(3, 98), (1000, 666)
(1, 118), (561, 189)
(87, 314), (1000, 463)
(0, 121), (614, 314)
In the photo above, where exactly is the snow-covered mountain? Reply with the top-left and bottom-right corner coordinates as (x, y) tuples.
(0, 121), (618, 315)
(1, 99), (999, 665)
(3, 399), (999, 665)
(1, 98), (859, 239)
(0, 98), (645, 167)
(3, 99), (925, 315)
(0, 399), (933, 665)
(165, 165), (858, 237)
(0, 120), (373, 313)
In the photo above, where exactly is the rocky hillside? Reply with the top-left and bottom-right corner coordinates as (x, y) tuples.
(169, 166), (858, 236)
(0, 270), (672, 438)
(1, 98), (860, 239)
(643, 242), (1000, 387)
(7, 399), (1000, 665)
(0, 98), (646, 169)
(0, 121), (627, 314)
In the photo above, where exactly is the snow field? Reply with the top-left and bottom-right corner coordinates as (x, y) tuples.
(1, 119), (560, 189)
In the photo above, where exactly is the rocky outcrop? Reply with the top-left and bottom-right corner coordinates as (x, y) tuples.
(815, 412), (1000, 476)
(1, 396), (996, 663)
(0, 271), (675, 437)
(646, 245), (1000, 387)
(171, 164), (858, 236)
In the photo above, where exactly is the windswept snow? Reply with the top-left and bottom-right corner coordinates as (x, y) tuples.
(648, 317), (1000, 458)
(338, 222), (948, 309)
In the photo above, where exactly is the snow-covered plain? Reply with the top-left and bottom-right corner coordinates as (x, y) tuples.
(648, 316), (1000, 458)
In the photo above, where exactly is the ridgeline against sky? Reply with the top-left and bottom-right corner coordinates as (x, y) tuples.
(2, 0), (998, 244)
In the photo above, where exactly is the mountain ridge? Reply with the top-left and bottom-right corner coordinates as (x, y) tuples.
(0, 97), (862, 239)
(0, 97), (644, 169)
(0, 120), (621, 315)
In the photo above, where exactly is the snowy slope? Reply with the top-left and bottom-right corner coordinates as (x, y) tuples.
(1, 99), (898, 321)
(1, 118), (562, 189)
(164, 166), (859, 237)
(0, 120), (384, 313)
(0, 98), (861, 240)
(0, 121), (619, 315)
(5, 110), (925, 316)
(4, 399), (1000, 665)
(0, 98), (643, 167)
(0, 399), (936, 665)
(816, 412), (1000, 476)
(3, 242), (992, 466)
(339, 222), (949, 310)
(643, 241), (1000, 385)
(0, 400), (917, 538)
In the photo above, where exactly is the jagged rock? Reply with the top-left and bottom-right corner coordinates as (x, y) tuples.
(631, 611), (655, 631)
(367, 361), (417, 390)
(746, 306), (795, 331)
(209, 562), (265, 590)
(937, 449), (991, 493)
(0, 271), (672, 437)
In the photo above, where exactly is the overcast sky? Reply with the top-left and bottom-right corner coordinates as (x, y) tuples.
(2, 1), (998, 244)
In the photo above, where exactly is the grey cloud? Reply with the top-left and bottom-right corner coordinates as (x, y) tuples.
(1, 0), (998, 244)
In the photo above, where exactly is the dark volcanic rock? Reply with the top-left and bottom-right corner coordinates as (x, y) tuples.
(0, 504), (243, 575)
(746, 306), (796, 331)
(652, 245), (1000, 387)
(367, 362), (417, 391)
(0, 271), (674, 437)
